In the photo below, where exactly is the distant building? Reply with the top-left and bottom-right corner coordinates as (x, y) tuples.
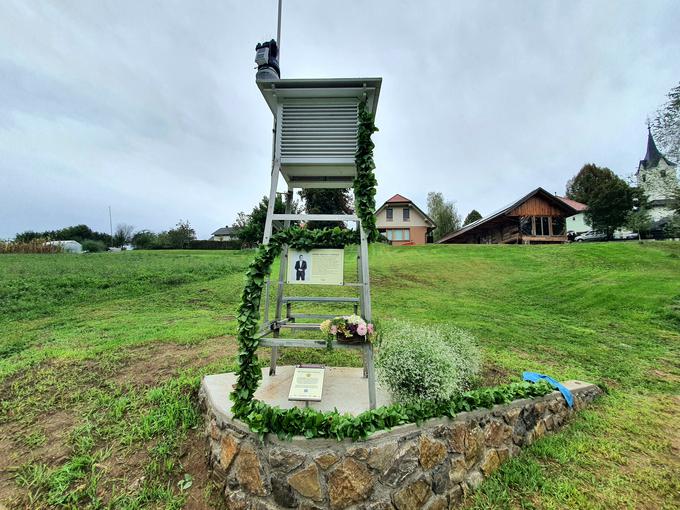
(559, 196), (589, 235)
(211, 227), (238, 241)
(374, 194), (436, 245)
(44, 240), (82, 253)
(437, 187), (578, 244)
(636, 128), (678, 231)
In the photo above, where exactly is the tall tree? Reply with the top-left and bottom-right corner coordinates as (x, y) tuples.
(298, 189), (353, 229)
(566, 164), (636, 238)
(626, 208), (652, 240)
(427, 192), (461, 241)
(651, 81), (680, 163)
(167, 220), (196, 248)
(112, 223), (134, 247)
(463, 209), (482, 226)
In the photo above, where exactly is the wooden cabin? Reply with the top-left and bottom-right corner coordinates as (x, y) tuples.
(437, 188), (579, 244)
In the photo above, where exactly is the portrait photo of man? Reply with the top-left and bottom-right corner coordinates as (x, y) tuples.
(294, 254), (307, 281)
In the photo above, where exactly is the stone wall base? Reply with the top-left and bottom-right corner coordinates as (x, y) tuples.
(199, 380), (601, 509)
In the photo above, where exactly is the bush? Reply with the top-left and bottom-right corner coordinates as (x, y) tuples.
(80, 240), (107, 252)
(376, 321), (481, 405)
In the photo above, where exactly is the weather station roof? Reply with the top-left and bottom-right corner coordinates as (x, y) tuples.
(256, 77), (382, 115)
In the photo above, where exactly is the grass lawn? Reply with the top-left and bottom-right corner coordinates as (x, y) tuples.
(0, 242), (679, 509)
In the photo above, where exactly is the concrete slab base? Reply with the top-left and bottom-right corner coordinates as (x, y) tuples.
(203, 366), (393, 417)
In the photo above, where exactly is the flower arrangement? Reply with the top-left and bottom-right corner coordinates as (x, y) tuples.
(320, 314), (374, 349)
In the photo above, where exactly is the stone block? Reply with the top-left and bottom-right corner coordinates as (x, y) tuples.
(315, 451), (340, 470)
(209, 419), (221, 441)
(348, 446), (369, 460)
(368, 442), (398, 472)
(544, 415), (555, 431)
(534, 420), (547, 439)
(288, 463), (323, 501)
(271, 475), (298, 508)
(392, 477), (432, 510)
(464, 427), (484, 468)
(449, 456), (467, 483)
(419, 435), (447, 470)
(447, 484), (464, 507)
(234, 442), (267, 496)
(328, 458), (374, 509)
(366, 499), (396, 510)
(496, 447), (510, 463)
(483, 420), (512, 448)
(382, 444), (419, 487)
(220, 433), (240, 471)
(431, 459), (451, 494)
(503, 407), (522, 426)
(224, 489), (248, 510)
(446, 422), (468, 454)
(479, 450), (500, 477)
(466, 470), (484, 490)
(423, 494), (447, 510)
(269, 447), (306, 472)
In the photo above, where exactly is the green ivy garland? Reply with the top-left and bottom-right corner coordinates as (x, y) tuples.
(228, 225), (553, 440)
(354, 99), (380, 243)
(231, 227), (358, 417)
(228, 99), (553, 441)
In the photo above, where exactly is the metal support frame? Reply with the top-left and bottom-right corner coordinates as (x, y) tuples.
(257, 96), (376, 409)
(269, 189), (293, 374)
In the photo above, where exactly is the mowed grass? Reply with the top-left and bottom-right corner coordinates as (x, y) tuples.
(1, 243), (679, 509)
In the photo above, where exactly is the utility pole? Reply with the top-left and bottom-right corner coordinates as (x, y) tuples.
(108, 206), (113, 244)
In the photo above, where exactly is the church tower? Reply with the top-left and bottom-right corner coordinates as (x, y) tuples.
(636, 127), (678, 224)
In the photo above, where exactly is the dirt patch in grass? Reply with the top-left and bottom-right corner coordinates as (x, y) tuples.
(174, 431), (225, 510)
(0, 410), (77, 508)
(479, 363), (513, 387)
(113, 336), (237, 388)
(0, 336), (237, 507)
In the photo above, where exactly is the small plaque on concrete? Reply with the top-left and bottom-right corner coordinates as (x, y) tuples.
(288, 365), (325, 402)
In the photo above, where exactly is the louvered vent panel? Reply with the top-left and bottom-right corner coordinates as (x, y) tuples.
(281, 103), (358, 160)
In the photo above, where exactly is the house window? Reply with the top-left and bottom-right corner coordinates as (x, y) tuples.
(660, 169), (667, 177)
(386, 208), (393, 221)
(642, 175), (646, 182)
(403, 208), (410, 221)
(385, 230), (392, 240)
(535, 216), (550, 236)
(552, 217), (566, 236)
(520, 217), (532, 236)
(404, 229), (410, 241)
(394, 230), (403, 241)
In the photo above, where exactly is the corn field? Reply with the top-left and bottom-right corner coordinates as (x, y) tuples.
(0, 239), (63, 254)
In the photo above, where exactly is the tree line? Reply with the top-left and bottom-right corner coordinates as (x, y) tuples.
(14, 220), (198, 251)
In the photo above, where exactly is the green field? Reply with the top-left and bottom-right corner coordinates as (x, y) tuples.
(1, 243), (679, 509)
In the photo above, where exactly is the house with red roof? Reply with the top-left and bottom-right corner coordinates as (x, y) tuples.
(374, 194), (436, 245)
(557, 196), (589, 235)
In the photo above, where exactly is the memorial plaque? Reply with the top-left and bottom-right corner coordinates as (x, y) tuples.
(287, 249), (344, 285)
(288, 365), (325, 402)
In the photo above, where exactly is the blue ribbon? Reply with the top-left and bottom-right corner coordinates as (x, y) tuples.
(523, 372), (574, 408)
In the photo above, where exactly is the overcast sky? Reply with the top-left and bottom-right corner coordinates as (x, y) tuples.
(1, 1), (679, 239)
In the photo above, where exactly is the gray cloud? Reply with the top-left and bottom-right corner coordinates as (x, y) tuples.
(1, 0), (679, 239)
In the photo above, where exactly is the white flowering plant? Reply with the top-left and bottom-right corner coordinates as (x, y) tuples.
(319, 314), (375, 349)
(376, 320), (481, 405)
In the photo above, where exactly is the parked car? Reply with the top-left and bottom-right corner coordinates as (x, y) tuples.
(614, 231), (639, 241)
(574, 230), (607, 242)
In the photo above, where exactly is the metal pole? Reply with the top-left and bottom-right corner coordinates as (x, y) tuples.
(276, 0), (282, 66)
(108, 206), (113, 242)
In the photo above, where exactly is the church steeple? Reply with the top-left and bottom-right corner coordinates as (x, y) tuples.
(642, 126), (663, 169)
